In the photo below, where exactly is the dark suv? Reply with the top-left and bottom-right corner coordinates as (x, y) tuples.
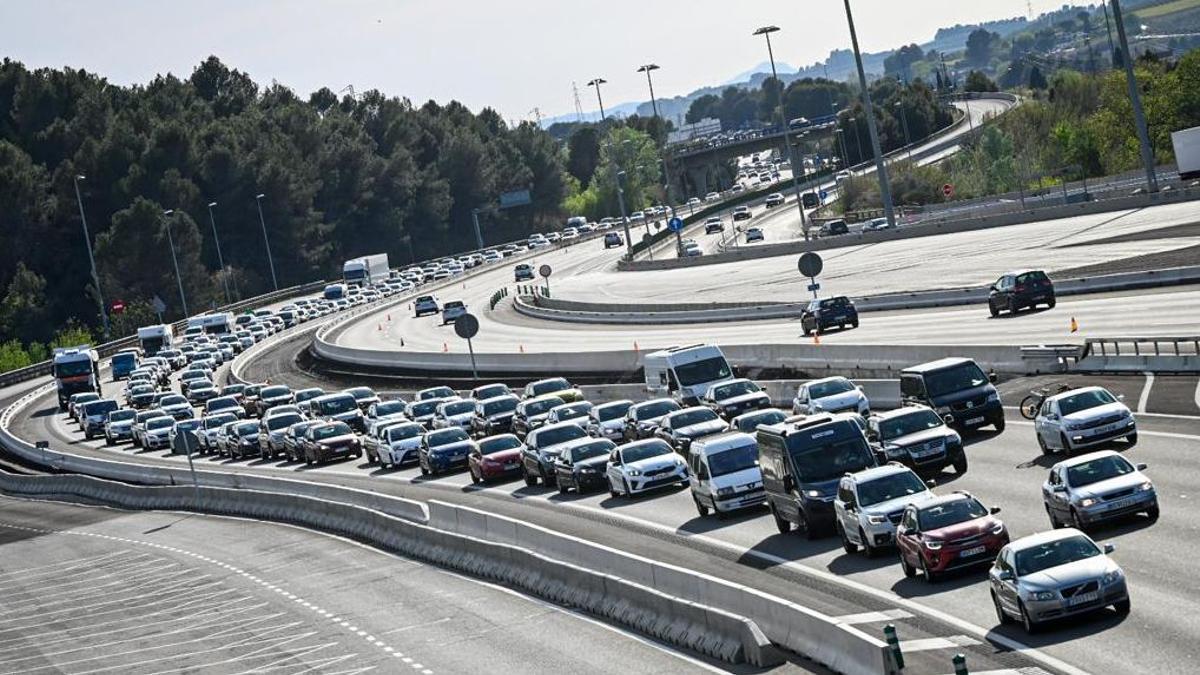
(800, 296), (858, 336)
(899, 357), (1003, 433)
(988, 269), (1055, 317)
(758, 415), (877, 538)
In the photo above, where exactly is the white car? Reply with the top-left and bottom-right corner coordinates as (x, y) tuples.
(433, 398), (477, 430)
(373, 421), (425, 468)
(1033, 386), (1137, 455)
(704, 192), (720, 202)
(605, 439), (689, 498)
(792, 376), (870, 417)
(546, 401), (594, 428)
(587, 400), (633, 441)
(835, 464), (935, 557)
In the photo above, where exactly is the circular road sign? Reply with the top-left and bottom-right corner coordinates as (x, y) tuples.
(668, 216), (684, 232)
(454, 313), (480, 340)
(538, 264), (552, 278)
(797, 252), (824, 278)
(942, 183), (954, 198)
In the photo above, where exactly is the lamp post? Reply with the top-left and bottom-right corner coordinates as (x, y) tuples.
(636, 64), (661, 119)
(205, 201), (232, 304)
(254, 193), (279, 290)
(587, 78), (608, 121)
(1110, 0), (1158, 192)
(893, 100), (912, 164)
(843, 0), (897, 227)
(72, 175), (109, 337)
(162, 210), (189, 318)
(753, 25), (808, 238)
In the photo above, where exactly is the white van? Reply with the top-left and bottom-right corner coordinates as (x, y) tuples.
(643, 344), (734, 406)
(687, 431), (765, 518)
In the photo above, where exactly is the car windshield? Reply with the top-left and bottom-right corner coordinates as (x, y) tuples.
(674, 356), (732, 388)
(708, 443), (759, 477)
(267, 414), (302, 430)
(483, 398), (518, 416)
(261, 386), (290, 398)
(479, 436), (523, 454)
(597, 403), (631, 422)
(410, 400), (439, 417)
(55, 359), (94, 377)
(161, 396), (187, 406)
(879, 409), (943, 440)
(924, 363), (988, 398)
(87, 401), (118, 415)
(535, 425), (587, 448)
(318, 396), (357, 414)
(858, 471), (927, 507)
(1057, 389), (1117, 416)
(735, 410), (786, 432)
(568, 440), (614, 461)
(713, 381), (760, 399)
(420, 387), (455, 400)
(209, 397), (238, 409)
(525, 398), (563, 416)
(622, 441), (672, 463)
(809, 379), (854, 399)
(635, 400), (679, 421)
(206, 414), (236, 428)
(313, 423), (352, 440)
(234, 422), (258, 435)
(532, 378), (570, 395)
(789, 437), (875, 483)
(192, 383), (215, 392)
(445, 301), (464, 309)
(108, 409), (136, 421)
(671, 409), (719, 428)
(147, 418), (174, 429)
(554, 405), (589, 420)
(1067, 455), (1137, 487)
(1015, 535), (1101, 576)
(444, 401), (475, 416)
(429, 428), (470, 446)
(347, 387), (376, 401)
(918, 498), (988, 530)
(296, 388), (325, 402)
(384, 424), (419, 441)
(372, 401), (405, 417)
(475, 385), (508, 399)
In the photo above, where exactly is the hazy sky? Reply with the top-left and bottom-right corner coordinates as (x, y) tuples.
(3, 1), (1089, 121)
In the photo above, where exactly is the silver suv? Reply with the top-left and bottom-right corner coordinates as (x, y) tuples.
(834, 463), (935, 557)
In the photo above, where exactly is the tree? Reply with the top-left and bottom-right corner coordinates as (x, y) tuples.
(0, 262), (48, 344)
(1029, 66), (1048, 90)
(685, 94), (720, 124)
(965, 70), (999, 93)
(884, 44), (925, 80)
(965, 29), (999, 67)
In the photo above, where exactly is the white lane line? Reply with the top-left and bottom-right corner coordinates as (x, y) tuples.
(1138, 371), (1155, 413)
(900, 635), (980, 652)
(1195, 377), (1200, 414)
(1009, 419), (1199, 441)
(0, 550), (138, 579)
(834, 609), (914, 625)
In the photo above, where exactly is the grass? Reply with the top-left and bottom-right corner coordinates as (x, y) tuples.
(1135, 0), (1200, 19)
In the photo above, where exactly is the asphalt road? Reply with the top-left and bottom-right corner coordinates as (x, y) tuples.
(0, 493), (747, 675)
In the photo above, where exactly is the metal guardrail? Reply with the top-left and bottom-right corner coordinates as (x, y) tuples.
(1082, 336), (1200, 359)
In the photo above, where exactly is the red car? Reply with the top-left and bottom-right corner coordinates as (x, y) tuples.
(468, 434), (525, 484)
(896, 492), (1009, 582)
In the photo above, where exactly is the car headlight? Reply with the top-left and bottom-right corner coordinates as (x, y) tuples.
(884, 444), (906, 458)
(1079, 498), (1097, 508)
(1102, 569), (1123, 585)
(867, 514), (887, 525)
(987, 392), (1000, 403)
(1138, 481), (1153, 492)
(923, 538), (943, 550)
(716, 487), (734, 497)
(991, 522), (1005, 535)
(1031, 591), (1056, 602)
(805, 489), (822, 498)
(935, 406), (951, 415)
(626, 469), (642, 477)
(579, 467), (596, 474)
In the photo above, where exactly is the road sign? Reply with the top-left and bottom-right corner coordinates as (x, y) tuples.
(151, 295), (167, 314)
(797, 252), (824, 278)
(942, 183), (954, 197)
(538, 264), (552, 278)
(172, 428), (200, 456)
(819, 190), (828, 200)
(454, 313), (479, 340)
(111, 299), (126, 315)
(807, 283), (821, 292)
(499, 189), (532, 209)
(668, 216), (684, 232)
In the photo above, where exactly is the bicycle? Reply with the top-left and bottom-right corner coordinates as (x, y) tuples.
(1019, 383), (1075, 420)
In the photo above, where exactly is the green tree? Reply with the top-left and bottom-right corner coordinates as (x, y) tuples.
(566, 126), (602, 187)
(0, 262), (49, 344)
(965, 70), (998, 92)
(965, 29), (999, 67)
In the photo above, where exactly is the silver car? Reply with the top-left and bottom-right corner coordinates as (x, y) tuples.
(1043, 450), (1158, 530)
(1033, 386), (1137, 455)
(990, 529), (1129, 632)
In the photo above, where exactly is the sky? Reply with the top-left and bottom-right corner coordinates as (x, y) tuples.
(2, 0), (1091, 122)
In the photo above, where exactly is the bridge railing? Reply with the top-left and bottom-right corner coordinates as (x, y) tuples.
(1082, 336), (1200, 359)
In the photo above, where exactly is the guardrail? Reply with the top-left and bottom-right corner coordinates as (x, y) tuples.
(1075, 336), (1200, 373)
(1083, 336), (1200, 358)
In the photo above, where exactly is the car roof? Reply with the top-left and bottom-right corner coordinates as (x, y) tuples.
(804, 375), (851, 386)
(914, 491), (976, 511)
(595, 399), (633, 410)
(902, 357), (974, 373)
(691, 431), (756, 453)
(529, 421), (584, 437)
(1009, 528), (1089, 551)
(1052, 448), (1124, 469)
(848, 463), (914, 483)
(873, 405), (935, 420)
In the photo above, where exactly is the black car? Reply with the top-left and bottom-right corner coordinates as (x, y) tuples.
(988, 269), (1056, 317)
(471, 395), (520, 437)
(899, 357), (1003, 433)
(554, 438), (616, 494)
(867, 406), (967, 475)
(801, 192), (820, 208)
(800, 296), (858, 336)
(819, 219), (848, 236)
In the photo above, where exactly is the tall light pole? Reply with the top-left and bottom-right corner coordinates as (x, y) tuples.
(587, 78), (608, 121)
(162, 210), (189, 318)
(636, 64), (661, 119)
(254, 193), (280, 290)
(843, 0), (897, 227)
(206, 201), (232, 304)
(753, 25), (808, 238)
(1110, 0), (1159, 192)
(72, 175), (109, 337)
(893, 100), (912, 164)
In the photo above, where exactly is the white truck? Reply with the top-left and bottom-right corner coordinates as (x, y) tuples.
(343, 253), (390, 287)
(186, 312), (235, 336)
(643, 344), (735, 406)
(136, 324), (174, 356)
(1172, 126), (1200, 180)
(52, 345), (101, 410)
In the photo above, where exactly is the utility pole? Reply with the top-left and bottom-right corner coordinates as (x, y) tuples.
(162, 210), (189, 318)
(1110, 0), (1158, 192)
(843, 0), (896, 227)
(254, 193), (280, 290)
(205, 201), (232, 304)
(72, 175), (109, 337)
(754, 25), (809, 238)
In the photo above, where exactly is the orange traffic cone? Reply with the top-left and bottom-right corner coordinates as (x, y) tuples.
(1070, 317), (1079, 333)
(442, 342), (448, 353)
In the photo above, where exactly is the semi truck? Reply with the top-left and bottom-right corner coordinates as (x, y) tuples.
(136, 324), (174, 356)
(53, 345), (101, 410)
(1172, 126), (1200, 180)
(343, 254), (390, 287)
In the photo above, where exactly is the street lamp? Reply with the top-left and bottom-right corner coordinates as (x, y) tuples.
(587, 78), (608, 121)
(254, 193), (280, 291)
(72, 175), (110, 337)
(161, 210), (189, 318)
(752, 25), (809, 238)
(206, 201), (232, 304)
(843, 0), (897, 227)
(636, 64), (661, 119)
(893, 100), (912, 164)
(1110, 0), (1158, 192)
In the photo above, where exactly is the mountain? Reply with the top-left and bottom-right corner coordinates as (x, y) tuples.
(722, 61), (797, 86)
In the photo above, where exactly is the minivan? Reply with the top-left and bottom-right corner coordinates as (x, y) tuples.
(688, 432), (766, 518)
(899, 357), (1003, 432)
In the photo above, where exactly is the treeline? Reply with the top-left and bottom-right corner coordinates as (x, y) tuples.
(0, 56), (571, 347)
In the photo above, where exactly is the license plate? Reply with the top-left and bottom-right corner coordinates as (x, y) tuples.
(960, 545), (986, 557)
(504, 462), (519, 469)
(1108, 498), (1135, 510)
(1068, 591), (1099, 606)
(965, 416), (984, 426)
(833, 315), (847, 321)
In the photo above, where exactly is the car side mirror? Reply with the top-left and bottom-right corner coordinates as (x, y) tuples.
(1103, 543), (1116, 554)
(1052, 484), (1067, 493)
(1117, 394), (1126, 402)
(988, 372), (999, 384)
(1136, 463), (1147, 471)
(989, 285), (998, 292)
(997, 570), (1015, 582)
(925, 479), (937, 488)
(990, 506), (1002, 515)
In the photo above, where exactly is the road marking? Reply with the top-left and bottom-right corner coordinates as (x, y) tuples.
(899, 634), (980, 652)
(1008, 419), (1200, 441)
(1195, 377), (1200, 414)
(835, 609), (914, 625)
(1138, 371), (1155, 413)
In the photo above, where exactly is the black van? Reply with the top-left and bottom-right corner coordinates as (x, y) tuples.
(899, 357), (1003, 432)
(757, 415), (877, 538)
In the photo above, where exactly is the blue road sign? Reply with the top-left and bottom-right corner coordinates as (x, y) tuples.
(668, 217), (684, 232)
(819, 190), (828, 200)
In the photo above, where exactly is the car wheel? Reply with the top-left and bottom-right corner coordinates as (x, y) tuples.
(1047, 297), (1057, 309)
(921, 556), (938, 583)
(1114, 597), (1131, 615)
(1020, 601), (1039, 634)
(622, 478), (632, 499)
(859, 528), (877, 558)
(1060, 433), (1072, 455)
(695, 496), (710, 518)
(851, 319), (859, 328)
(952, 451), (968, 474)
(900, 553), (916, 578)
(1070, 507), (1087, 532)
(557, 482), (568, 495)
(1046, 504), (1062, 529)
(992, 592), (1012, 625)
(838, 521), (857, 554)
(609, 481), (620, 499)
(993, 414), (1006, 433)
(1037, 433), (1053, 456)
(1007, 298), (1017, 314)
(1126, 432), (1138, 447)
(1147, 503), (1159, 520)
(420, 463), (429, 476)
(802, 323), (812, 337)
(989, 302), (999, 318)
(523, 470), (536, 487)
(470, 467), (480, 485)
(105, 437), (113, 446)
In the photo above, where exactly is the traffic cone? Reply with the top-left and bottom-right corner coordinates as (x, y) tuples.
(377, 323), (382, 331)
(634, 341), (640, 352)
(1070, 317), (1079, 333)
(442, 342), (448, 353)
(400, 337), (405, 347)
(519, 344), (525, 353)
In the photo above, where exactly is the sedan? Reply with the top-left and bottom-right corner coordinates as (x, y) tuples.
(468, 434), (525, 484)
(1043, 450), (1158, 531)
(744, 227), (764, 243)
(554, 438), (616, 494)
(605, 439), (690, 498)
(792, 376), (870, 417)
(896, 492), (1008, 582)
(372, 421), (425, 468)
(419, 427), (476, 475)
(990, 529), (1128, 633)
(654, 407), (728, 454)
(701, 378), (770, 419)
(301, 422), (362, 465)
(1034, 386), (1137, 455)
(729, 408), (787, 433)
(521, 422), (589, 486)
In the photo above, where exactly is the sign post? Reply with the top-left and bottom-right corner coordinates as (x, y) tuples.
(797, 252), (824, 300)
(454, 314), (481, 380)
(668, 216), (684, 258)
(538, 264), (552, 295)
